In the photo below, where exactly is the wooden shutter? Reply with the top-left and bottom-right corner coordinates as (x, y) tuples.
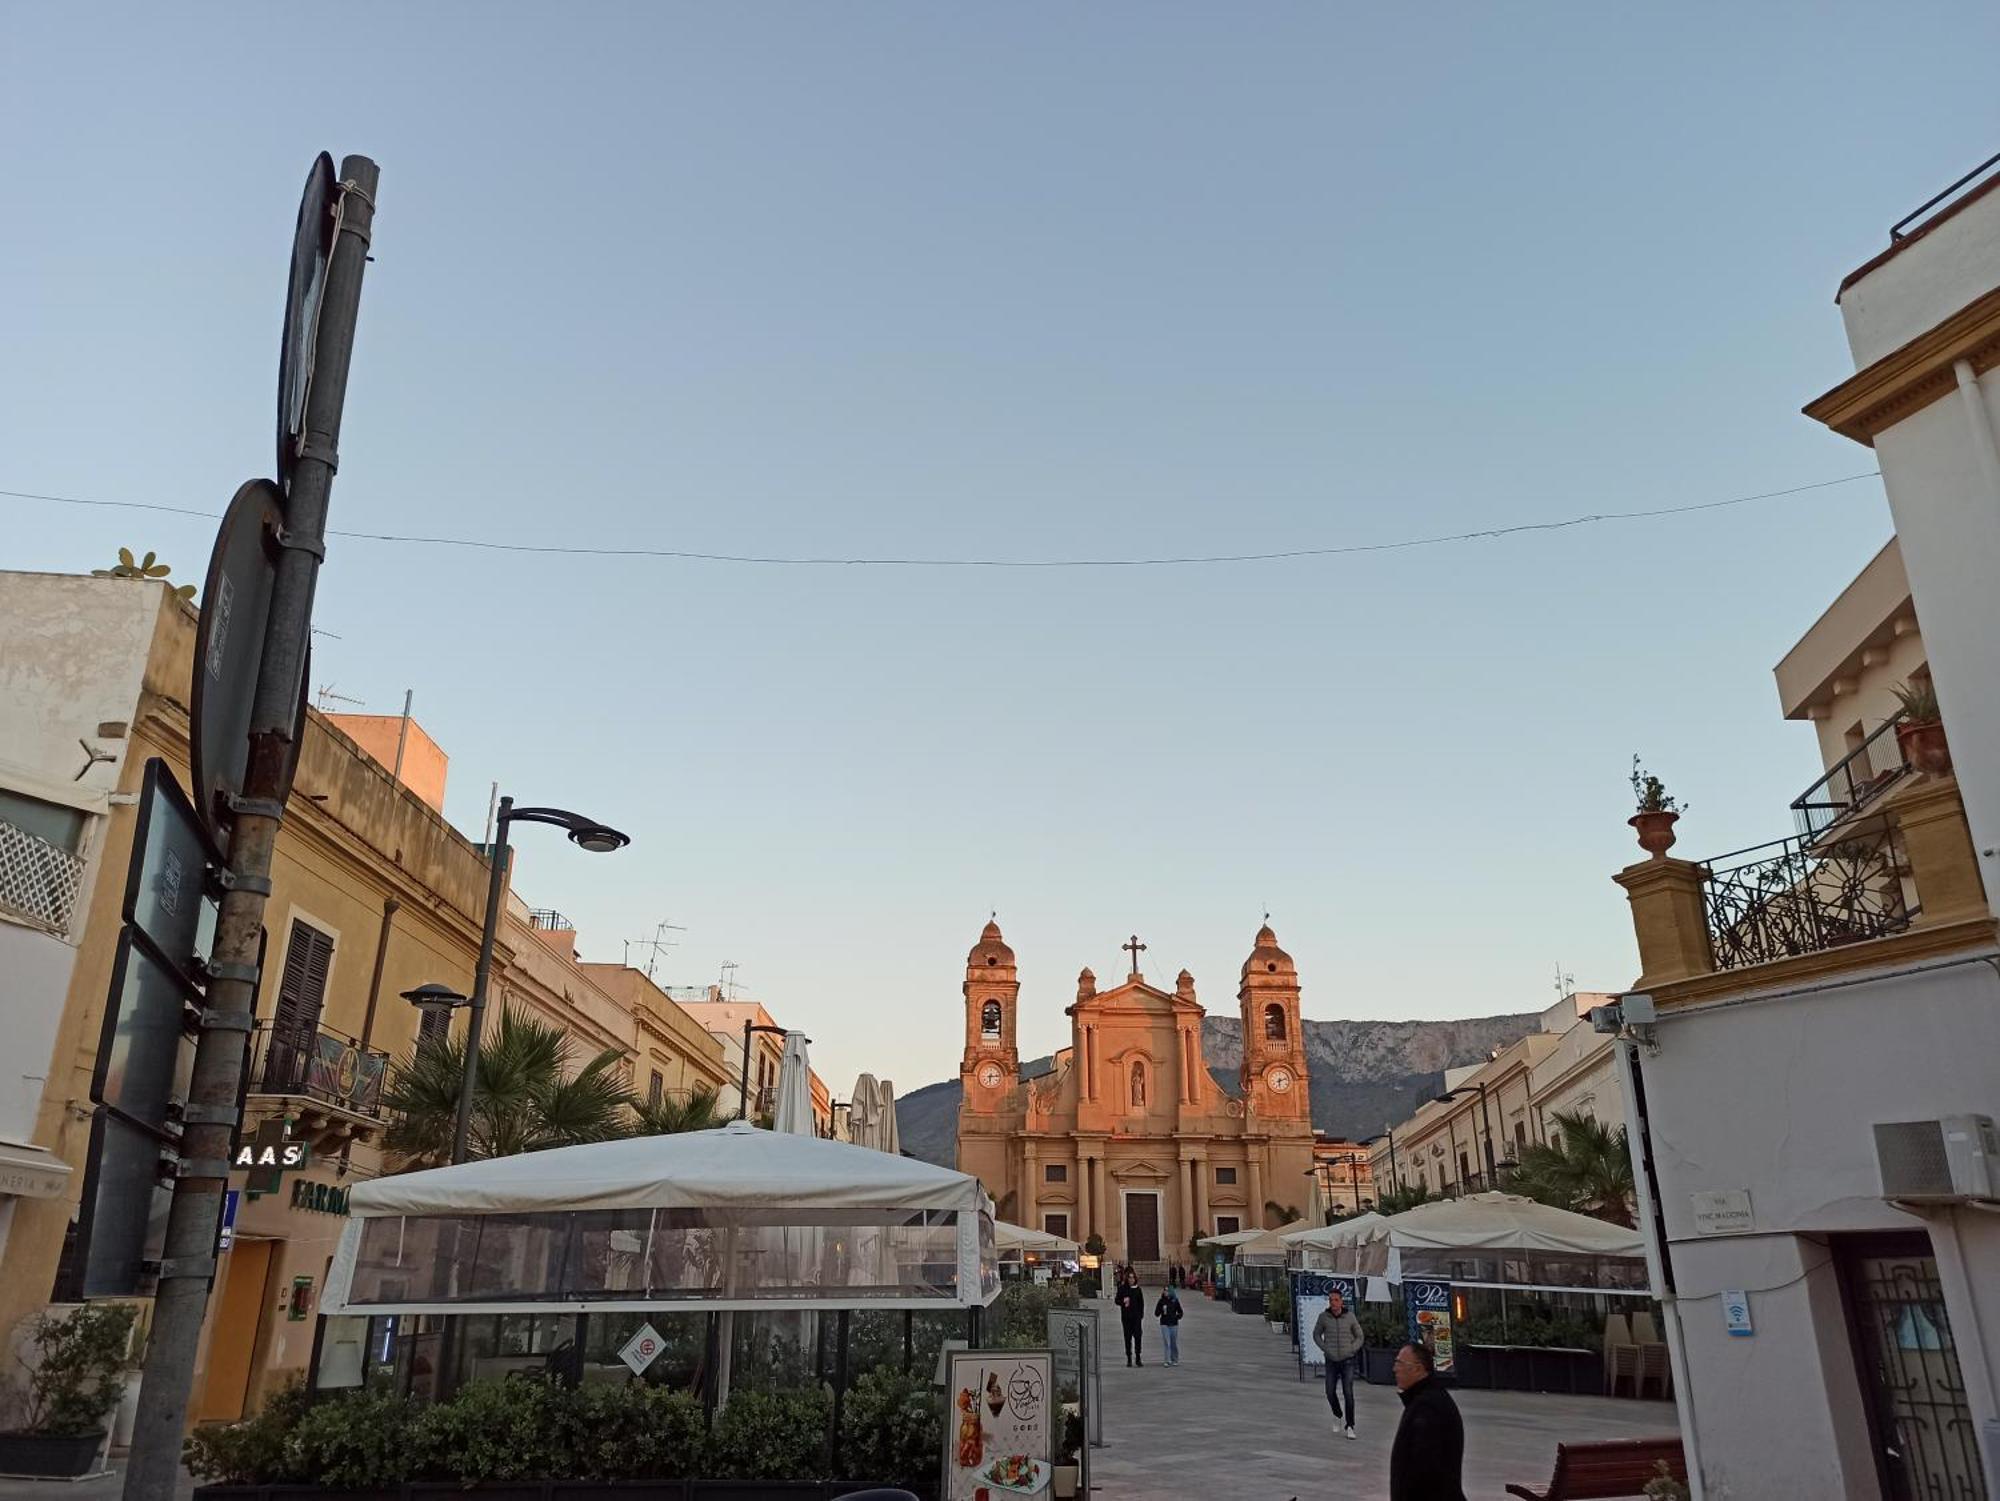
(272, 920), (335, 1040)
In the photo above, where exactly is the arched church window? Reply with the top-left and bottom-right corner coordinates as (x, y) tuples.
(1130, 1060), (1146, 1108)
(981, 1000), (1002, 1038)
(1264, 1003), (1286, 1042)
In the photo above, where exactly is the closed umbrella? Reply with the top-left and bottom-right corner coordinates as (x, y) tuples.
(874, 1077), (900, 1157)
(849, 1073), (881, 1150)
(772, 1031), (814, 1137)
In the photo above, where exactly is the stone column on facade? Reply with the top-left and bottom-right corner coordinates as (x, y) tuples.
(1023, 1138), (1039, 1234)
(1193, 1157), (1209, 1238)
(1612, 856), (1715, 988)
(1091, 1155), (1108, 1250)
(1178, 1156), (1194, 1255)
(1248, 1155), (1265, 1229)
(1897, 775), (1989, 926)
(1076, 1155), (1091, 1243)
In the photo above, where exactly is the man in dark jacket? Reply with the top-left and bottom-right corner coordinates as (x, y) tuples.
(1389, 1342), (1465, 1501)
(1114, 1267), (1146, 1365)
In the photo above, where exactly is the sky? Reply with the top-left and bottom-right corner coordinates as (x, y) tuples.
(6, 4), (1999, 1094)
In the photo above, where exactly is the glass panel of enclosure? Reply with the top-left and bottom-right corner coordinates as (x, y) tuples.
(350, 1206), (973, 1305)
(1394, 1248), (1651, 1291)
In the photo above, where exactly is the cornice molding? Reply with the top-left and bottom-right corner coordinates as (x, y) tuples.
(1652, 917), (2000, 1009)
(1804, 285), (2000, 446)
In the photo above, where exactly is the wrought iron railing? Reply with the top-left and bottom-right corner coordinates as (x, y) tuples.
(252, 1022), (390, 1117)
(1703, 813), (1910, 972)
(528, 907), (572, 931)
(1791, 712), (1910, 840)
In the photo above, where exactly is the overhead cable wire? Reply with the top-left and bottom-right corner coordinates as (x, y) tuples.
(0, 470), (1881, 569)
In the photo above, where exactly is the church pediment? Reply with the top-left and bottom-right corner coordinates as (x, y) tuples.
(1076, 978), (1195, 1015)
(1109, 1159), (1174, 1182)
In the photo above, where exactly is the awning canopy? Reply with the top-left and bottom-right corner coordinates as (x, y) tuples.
(1196, 1226), (1269, 1249)
(994, 1221), (1080, 1260)
(1286, 1193), (1650, 1294)
(1235, 1221), (1309, 1265)
(325, 1122), (999, 1314)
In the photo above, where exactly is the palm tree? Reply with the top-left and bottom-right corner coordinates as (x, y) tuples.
(383, 1007), (633, 1168)
(1373, 1181), (1437, 1216)
(1504, 1109), (1636, 1227)
(1263, 1200), (1304, 1225)
(631, 1083), (727, 1136)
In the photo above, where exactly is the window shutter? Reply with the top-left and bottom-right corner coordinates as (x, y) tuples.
(273, 920), (335, 1039)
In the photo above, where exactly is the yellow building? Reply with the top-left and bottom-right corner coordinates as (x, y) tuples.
(0, 572), (731, 1425)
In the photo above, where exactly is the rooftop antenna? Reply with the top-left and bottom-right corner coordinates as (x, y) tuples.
(720, 959), (740, 998)
(624, 918), (686, 981)
(1553, 962), (1574, 1002)
(314, 683), (364, 712)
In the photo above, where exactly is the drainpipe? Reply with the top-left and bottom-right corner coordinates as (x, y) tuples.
(1617, 1038), (1707, 1500)
(1954, 359), (2000, 506)
(357, 896), (401, 1048)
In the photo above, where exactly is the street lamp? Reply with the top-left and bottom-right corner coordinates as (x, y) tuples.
(1363, 1126), (1400, 1195)
(1435, 1080), (1500, 1188)
(457, 796), (630, 1163)
(738, 1021), (793, 1122)
(401, 981), (468, 1022)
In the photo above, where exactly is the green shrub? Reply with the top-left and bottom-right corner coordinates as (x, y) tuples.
(1359, 1307), (1403, 1348)
(409, 1376), (576, 1482)
(25, 1302), (136, 1437)
(285, 1390), (420, 1489)
(1262, 1287), (1289, 1325)
(991, 1282), (1060, 1349)
(839, 1365), (940, 1488)
(706, 1386), (830, 1481)
(562, 1382), (705, 1480)
(184, 1380), (313, 1483)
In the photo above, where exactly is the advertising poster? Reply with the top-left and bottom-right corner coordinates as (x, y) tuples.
(1049, 1304), (1103, 1445)
(1406, 1279), (1456, 1375)
(943, 1349), (1053, 1498)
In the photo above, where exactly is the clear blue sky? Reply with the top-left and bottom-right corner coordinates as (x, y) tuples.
(6, 5), (1996, 1092)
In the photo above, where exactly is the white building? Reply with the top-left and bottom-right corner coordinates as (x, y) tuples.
(1612, 161), (2000, 1501)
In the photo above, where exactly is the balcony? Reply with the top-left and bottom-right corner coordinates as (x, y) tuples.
(1790, 712), (1911, 840)
(528, 908), (572, 931)
(248, 1023), (390, 1145)
(1703, 812), (1911, 972)
(1617, 774), (1992, 1003)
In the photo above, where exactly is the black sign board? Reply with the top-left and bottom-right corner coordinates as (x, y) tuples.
(279, 152), (337, 486)
(122, 759), (220, 986)
(236, 1118), (310, 1194)
(190, 479), (312, 836)
(91, 931), (199, 1134)
(71, 1110), (175, 1299)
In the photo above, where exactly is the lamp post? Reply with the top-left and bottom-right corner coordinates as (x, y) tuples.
(1435, 1079), (1500, 1188)
(1368, 1125), (1400, 1195)
(458, 796), (629, 1163)
(739, 1020), (789, 1121)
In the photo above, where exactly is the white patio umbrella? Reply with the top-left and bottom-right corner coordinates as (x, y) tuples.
(848, 1073), (881, 1149)
(874, 1076), (900, 1156)
(771, 1031), (815, 1136)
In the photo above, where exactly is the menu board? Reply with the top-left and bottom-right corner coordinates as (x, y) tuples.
(942, 1348), (1053, 1498)
(1406, 1279), (1457, 1375)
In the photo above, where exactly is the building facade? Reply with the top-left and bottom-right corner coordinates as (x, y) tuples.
(0, 571), (732, 1427)
(1612, 171), (2000, 1499)
(956, 921), (1315, 1269)
(674, 994), (833, 1130)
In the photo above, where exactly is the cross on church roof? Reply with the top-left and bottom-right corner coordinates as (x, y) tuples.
(1123, 934), (1146, 978)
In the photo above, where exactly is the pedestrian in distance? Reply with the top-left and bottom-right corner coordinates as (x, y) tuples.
(1312, 1288), (1366, 1440)
(1389, 1342), (1466, 1501)
(1154, 1283), (1184, 1366)
(1114, 1266), (1146, 1366)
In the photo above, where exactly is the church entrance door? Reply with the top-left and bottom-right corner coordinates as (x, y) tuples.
(1124, 1191), (1161, 1264)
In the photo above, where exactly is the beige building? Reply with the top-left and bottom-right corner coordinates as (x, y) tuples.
(1371, 991), (1617, 1201)
(0, 571), (732, 1426)
(674, 993), (834, 1130)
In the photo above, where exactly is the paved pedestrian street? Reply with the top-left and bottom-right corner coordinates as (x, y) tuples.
(1089, 1290), (1679, 1500)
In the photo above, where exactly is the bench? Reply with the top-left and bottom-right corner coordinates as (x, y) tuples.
(1506, 1436), (1687, 1500)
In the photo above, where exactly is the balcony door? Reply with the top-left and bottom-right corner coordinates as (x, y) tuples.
(267, 919), (336, 1091)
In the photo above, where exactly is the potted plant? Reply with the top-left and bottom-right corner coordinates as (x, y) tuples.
(0, 1303), (137, 1477)
(1629, 757), (1686, 857)
(1263, 1286), (1289, 1334)
(1891, 679), (1952, 776)
(1052, 1401), (1083, 1498)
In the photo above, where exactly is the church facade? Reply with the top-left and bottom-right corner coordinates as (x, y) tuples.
(955, 921), (1315, 1271)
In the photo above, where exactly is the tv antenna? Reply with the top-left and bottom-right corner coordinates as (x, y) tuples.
(1553, 961), (1575, 1001)
(623, 918), (687, 981)
(720, 960), (741, 998)
(314, 683), (364, 711)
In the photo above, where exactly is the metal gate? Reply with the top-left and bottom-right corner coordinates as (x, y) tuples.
(1837, 1232), (1987, 1501)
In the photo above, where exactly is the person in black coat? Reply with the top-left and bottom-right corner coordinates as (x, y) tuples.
(1113, 1267), (1146, 1366)
(1389, 1342), (1466, 1501)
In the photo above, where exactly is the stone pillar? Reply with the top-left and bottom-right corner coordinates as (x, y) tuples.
(1178, 1157), (1194, 1255)
(1611, 856), (1715, 988)
(1023, 1139), (1039, 1234)
(1092, 1157), (1108, 1252)
(1076, 1155), (1092, 1243)
(1248, 1156), (1265, 1229)
(1897, 775), (1989, 925)
(1194, 1158), (1210, 1238)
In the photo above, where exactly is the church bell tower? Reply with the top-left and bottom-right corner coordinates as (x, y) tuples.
(960, 919), (1020, 1113)
(1239, 923), (1309, 1120)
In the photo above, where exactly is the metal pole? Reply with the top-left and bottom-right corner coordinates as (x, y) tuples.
(123, 155), (378, 1501)
(739, 1019), (753, 1120)
(1385, 1122), (1400, 1194)
(456, 799), (512, 1164)
(392, 687), (413, 779)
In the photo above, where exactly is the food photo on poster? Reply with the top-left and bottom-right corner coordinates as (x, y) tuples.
(943, 1349), (1053, 1498)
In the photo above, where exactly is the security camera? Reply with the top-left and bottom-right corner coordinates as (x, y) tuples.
(1589, 1003), (1624, 1035)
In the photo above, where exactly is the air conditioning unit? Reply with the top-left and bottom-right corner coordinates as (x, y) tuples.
(1875, 1116), (2000, 1203)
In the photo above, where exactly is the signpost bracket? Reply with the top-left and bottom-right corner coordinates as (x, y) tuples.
(157, 1256), (218, 1281)
(276, 526), (330, 558)
(177, 1159), (232, 1182)
(200, 1007), (256, 1032)
(215, 868), (275, 897)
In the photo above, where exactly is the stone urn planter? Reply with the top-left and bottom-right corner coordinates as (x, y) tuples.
(1629, 809), (1679, 857)
(1053, 1462), (1081, 1498)
(1897, 717), (1952, 777)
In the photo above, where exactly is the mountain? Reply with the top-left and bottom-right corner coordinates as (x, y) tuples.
(894, 1012), (1542, 1169)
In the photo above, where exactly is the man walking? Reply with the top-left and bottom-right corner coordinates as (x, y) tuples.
(1311, 1289), (1365, 1439)
(1389, 1342), (1466, 1501)
(1114, 1267), (1146, 1366)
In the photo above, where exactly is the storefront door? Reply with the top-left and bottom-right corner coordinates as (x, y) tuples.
(1835, 1231), (1987, 1501)
(197, 1238), (276, 1422)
